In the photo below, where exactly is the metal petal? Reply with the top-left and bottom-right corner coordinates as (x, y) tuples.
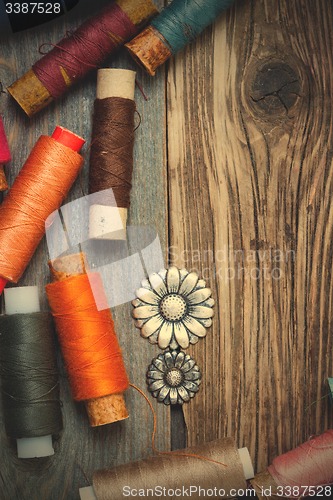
(134, 319), (145, 328)
(141, 279), (151, 289)
(177, 385), (190, 402)
(157, 385), (170, 402)
(174, 322), (190, 349)
(149, 273), (167, 297)
(163, 350), (175, 368)
(178, 272), (198, 296)
(148, 380), (165, 392)
(196, 279), (207, 289)
(153, 357), (167, 372)
(189, 305), (214, 319)
(148, 331), (159, 344)
(187, 288), (212, 305)
(183, 316), (207, 337)
(182, 358), (196, 372)
(170, 336), (179, 350)
(174, 351), (185, 368)
(179, 268), (189, 280)
(158, 321), (173, 349)
(147, 370), (164, 380)
(183, 380), (200, 392)
(132, 305), (160, 319)
(166, 266), (180, 293)
(184, 370), (201, 381)
(200, 318), (212, 328)
(205, 298), (215, 308)
(135, 288), (160, 305)
(141, 315), (164, 338)
(158, 269), (167, 281)
(169, 387), (178, 405)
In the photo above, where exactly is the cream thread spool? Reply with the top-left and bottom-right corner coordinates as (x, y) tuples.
(88, 68), (136, 241)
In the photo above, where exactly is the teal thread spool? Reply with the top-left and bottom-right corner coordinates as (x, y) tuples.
(126, 0), (236, 75)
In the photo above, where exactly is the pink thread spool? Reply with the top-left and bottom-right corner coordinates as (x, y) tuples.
(0, 114), (11, 191)
(251, 430), (333, 499)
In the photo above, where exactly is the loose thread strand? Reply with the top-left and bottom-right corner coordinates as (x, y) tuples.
(129, 383), (227, 467)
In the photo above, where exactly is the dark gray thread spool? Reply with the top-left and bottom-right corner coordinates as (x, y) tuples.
(0, 311), (63, 456)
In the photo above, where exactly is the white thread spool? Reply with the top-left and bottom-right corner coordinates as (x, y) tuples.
(89, 68), (136, 240)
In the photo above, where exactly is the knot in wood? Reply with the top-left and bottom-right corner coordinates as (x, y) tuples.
(250, 62), (301, 115)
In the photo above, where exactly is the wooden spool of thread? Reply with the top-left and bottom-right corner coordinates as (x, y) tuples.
(125, 0), (236, 75)
(0, 113), (11, 191)
(79, 438), (254, 500)
(88, 68), (136, 240)
(45, 252), (129, 427)
(250, 430), (333, 499)
(0, 126), (85, 295)
(0, 286), (63, 458)
(7, 0), (159, 117)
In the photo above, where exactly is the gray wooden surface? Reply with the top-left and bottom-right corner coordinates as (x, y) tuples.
(0, 1), (169, 498)
(1, 0), (333, 498)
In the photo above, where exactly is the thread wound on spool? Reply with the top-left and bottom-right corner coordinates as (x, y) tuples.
(267, 430), (333, 495)
(45, 272), (129, 401)
(31, 3), (137, 100)
(0, 135), (84, 283)
(0, 114), (11, 164)
(150, 0), (236, 55)
(92, 438), (247, 500)
(0, 312), (63, 439)
(88, 97), (136, 209)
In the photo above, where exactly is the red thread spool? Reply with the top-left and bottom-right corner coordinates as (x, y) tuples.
(251, 430), (333, 498)
(45, 253), (129, 427)
(0, 113), (11, 191)
(0, 126), (85, 294)
(7, 0), (159, 117)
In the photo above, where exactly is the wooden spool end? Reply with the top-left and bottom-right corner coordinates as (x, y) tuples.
(250, 470), (280, 500)
(7, 69), (53, 117)
(48, 252), (129, 427)
(125, 26), (172, 76)
(0, 165), (8, 191)
(7, 0), (158, 117)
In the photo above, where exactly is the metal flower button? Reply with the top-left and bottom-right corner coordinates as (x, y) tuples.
(147, 350), (201, 405)
(132, 266), (213, 405)
(132, 266), (214, 350)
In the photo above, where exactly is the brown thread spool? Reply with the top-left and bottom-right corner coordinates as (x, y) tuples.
(48, 252), (129, 427)
(88, 68), (136, 240)
(79, 438), (254, 500)
(7, 0), (158, 117)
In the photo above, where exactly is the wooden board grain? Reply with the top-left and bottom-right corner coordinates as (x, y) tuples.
(167, 0), (333, 473)
(0, 1), (168, 498)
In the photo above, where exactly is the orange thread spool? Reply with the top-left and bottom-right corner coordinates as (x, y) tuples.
(0, 128), (84, 285)
(45, 272), (129, 401)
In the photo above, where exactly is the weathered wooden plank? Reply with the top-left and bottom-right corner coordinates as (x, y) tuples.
(0, 1), (168, 498)
(167, 0), (333, 473)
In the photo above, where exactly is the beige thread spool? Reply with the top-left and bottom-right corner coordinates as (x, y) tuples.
(79, 438), (254, 500)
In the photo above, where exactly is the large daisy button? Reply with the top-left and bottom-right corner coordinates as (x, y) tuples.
(132, 266), (214, 350)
